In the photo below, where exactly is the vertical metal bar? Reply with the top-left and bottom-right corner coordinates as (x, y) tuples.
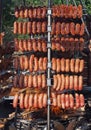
(72, 0), (90, 37)
(47, 0), (51, 130)
(66, 0), (69, 5)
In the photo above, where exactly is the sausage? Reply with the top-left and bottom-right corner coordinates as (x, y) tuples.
(27, 22), (32, 34)
(39, 58), (43, 71)
(51, 22), (56, 35)
(65, 75), (69, 90)
(60, 74), (65, 90)
(80, 23), (85, 36)
(56, 74), (61, 91)
(42, 22), (47, 33)
(15, 7), (19, 18)
(75, 59), (80, 73)
(69, 5), (73, 18)
(43, 57), (47, 71)
(37, 39), (42, 52)
(18, 39), (23, 51)
(74, 75), (78, 91)
(56, 59), (61, 72)
(53, 75), (58, 90)
(65, 23), (70, 34)
(13, 22), (18, 34)
(37, 7), (41, 19)
(24, 8), (28, 18)
(38, 75), (42, 88)
(43, 93), (47, 108)
(34, 57), (38, 72)
(70, 59), (75, 72)
(69, 94), (74, 109)
(69, 76), (74, 90)
(77, 5), (83, 18)
(18, 22), (22, 34)
(33, 75), (37, 88)
(75, 93), (80, 108)
(28, 75), (33, 88)
(70, 22), (75, 35)
(28, 7), (33, 19)
(32, 39), (37, 52)
(61, 23), (65, 35)
(79, 94), (85, 107)
(14, 38), (19, 51)
(75, 23), (81, 35)
(33, 93), (38, 108)
(65, 94), (69, 108)
(23, 39), (27, 51)
(24, 93), (29, 109)
(57, 95), (61, 108)
(56, 22), (61, 35)
(37, 22), (41, 34)
(19, 74), (24, 88)
(41, 7), (47, 18)
(19, 7), (24, 18)
(32, 22), (36, 34)
(60, 94), (65, 109)
(61, 58), (65, 72)
(73, 6), (77, 19)
(13, 57), (19, 70)
(19, 56), (24, 70)
(23, 22), (27, 34)
(24, 56), (28, 70)
(13, 93), (19, 108)
(33, 7), (37, 18)
(27, 39), (32, 51)
(28, 94), (33, 108)
(78, 76), (83, 90)
(79, 59), (84, 72)
(52, 58), (57, 71)
(24, 75), (28, 88)
(51, 93), (57, 107)
(42, 39), (47, 52)
(42, 74), (46, 88)
(19, 93), (24, 109)
(65, 59), (70, 72)
(13, 75), (19, 87)
(29, 55), (34, 72)
(38, 93), (43, 108)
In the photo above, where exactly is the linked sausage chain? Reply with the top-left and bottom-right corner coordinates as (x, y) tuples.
(14, 38), (47, 52)
(14, 55), (84, 73)
(14, 21), (84, 36)
(52, 5), (82, 19)
(53, 74), (83, 91)
(14, 21), (47, 34)
(13, 93), (85, 109)
(13, 74), (46, 88)
(15, 6), (47, 19)
(51, 22), (85, 36)
(14, 37), (84, 52)
(15, 5), (82, 19)
(13, 74), (83, 91)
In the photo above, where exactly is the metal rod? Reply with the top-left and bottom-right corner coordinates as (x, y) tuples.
(47, 0), (51, 130)
(72, 0), (90, 38)
(66, 0), (69, 5)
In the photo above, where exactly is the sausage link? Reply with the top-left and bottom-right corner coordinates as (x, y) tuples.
(13, 93), (19, 108)
(24, 94), (29, 109)
(56, 74), (61, 91)
(19, 93), (24, 109)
